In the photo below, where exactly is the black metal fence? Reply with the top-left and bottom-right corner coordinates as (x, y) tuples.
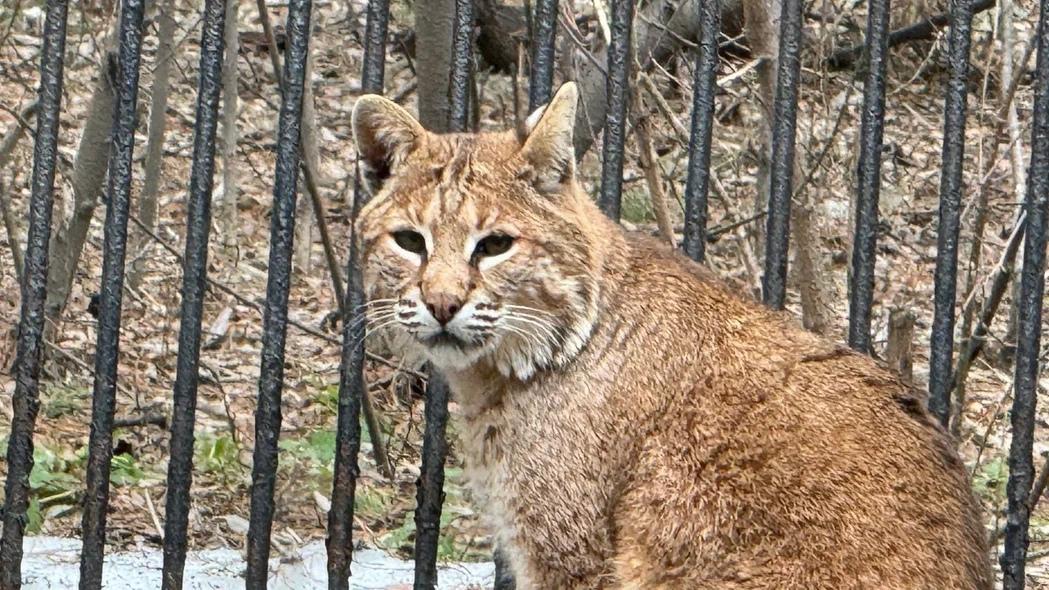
(2, 0), (1048, 587)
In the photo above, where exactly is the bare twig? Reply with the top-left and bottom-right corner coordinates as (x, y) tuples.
(953, 213), (1026, 397)
(707, 211), (766, 240)
(113, 414), (167, 429)
(142, 489), (165, 541)
(390, 79), (417, 104)
(126, 214), (419, 378)
(44, 338), (140, 405)
(639, 72), (688, 141)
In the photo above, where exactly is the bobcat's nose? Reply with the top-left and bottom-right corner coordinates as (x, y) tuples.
(424, 293), (463, 325)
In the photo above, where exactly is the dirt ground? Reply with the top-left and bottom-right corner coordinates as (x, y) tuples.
(1, 0), (1048, 586)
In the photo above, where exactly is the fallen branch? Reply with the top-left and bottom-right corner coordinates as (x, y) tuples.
(827, 0), (996, 69)
(114, 414), (168, 429)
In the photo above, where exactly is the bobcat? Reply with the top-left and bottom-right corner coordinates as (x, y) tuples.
(351, 83), (991, 589)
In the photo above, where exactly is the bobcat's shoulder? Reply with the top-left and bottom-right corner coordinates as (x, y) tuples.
(352, 83), (991, 589)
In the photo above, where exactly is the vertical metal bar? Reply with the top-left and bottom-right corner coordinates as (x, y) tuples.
(159, 0), (227, 586)
(413, 370), (451, 589)
(926, 0), (976, 424)
(0, 1), (69, 588)
(681, 0), (720, 262)
(449, 0), (474, 133)
(244, 0), (312, 585)
(77, 0), (147, 587)
(528, 0), (558, 111)
(1002, 0), (1049, 584)
(359, 0), (390, 97)
(411, 1), (473, 587)
(759, 0), (803, 309)
(325, 0), (390, 587)
(596, 0), (635, 221)
(846, 0), (893, 352)
(325, 210), (369, 590)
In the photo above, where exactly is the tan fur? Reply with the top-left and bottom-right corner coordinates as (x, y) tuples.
(351, 84), (992, 589)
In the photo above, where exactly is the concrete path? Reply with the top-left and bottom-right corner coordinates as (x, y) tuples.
(19, 536), (494, 589)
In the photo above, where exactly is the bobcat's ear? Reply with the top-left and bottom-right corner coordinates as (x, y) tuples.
(352, 95), (427, 194)
(519, 82), (578, 193)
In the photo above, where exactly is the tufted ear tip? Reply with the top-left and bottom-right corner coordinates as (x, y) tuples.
(352, 95), (427, 194)
(519, 83), (579, 191)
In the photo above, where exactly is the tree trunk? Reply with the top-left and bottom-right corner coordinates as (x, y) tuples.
(129, 0), (175, 289)
(793, 186), (831, 334)
(219, 0), (240, 248)
(741, 0), (779, 247)
(416, 0), (456, 132)
(46, 48), (119, 323)
(884, 308), (915, 381)
(1, 180), (23, 284)
(294, 12), (321, 273)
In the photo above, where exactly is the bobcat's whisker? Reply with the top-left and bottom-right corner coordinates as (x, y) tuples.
(355, 298), (399, 311)
(504, 313), (565, 347)
(503, 304), (559, 319)
(497, 324), (544, 354)
(346, 309), (399, 332)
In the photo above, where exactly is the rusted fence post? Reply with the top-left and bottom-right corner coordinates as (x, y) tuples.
(596, 0), (635, 221)
(1002, 0), (1049, 585)
(244, 0), (313, 586)
(681, 0), (721, 262)
(0, 1), (70, 587)
(846, 0), (892, 353)
(160, 0), (228, 586)
(760, 0), (803, 309)
(927, 0), (977, 424)
(77, 0), (147, 586)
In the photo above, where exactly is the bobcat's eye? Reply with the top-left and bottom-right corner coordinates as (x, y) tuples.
(473, 234), (515, 258)
(392, 230), (426, 255)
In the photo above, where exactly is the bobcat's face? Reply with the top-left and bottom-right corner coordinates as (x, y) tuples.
(352, 84), (598, 379)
